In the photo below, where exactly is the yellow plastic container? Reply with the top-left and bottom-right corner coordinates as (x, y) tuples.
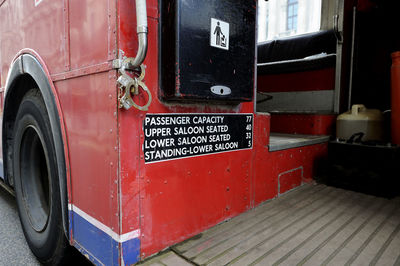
(336, 104), (384, 142)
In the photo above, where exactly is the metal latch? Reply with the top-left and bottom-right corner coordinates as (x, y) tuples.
(113, 56), (152, 111)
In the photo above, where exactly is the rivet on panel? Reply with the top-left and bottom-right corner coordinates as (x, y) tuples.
(164, 180), (168, 184)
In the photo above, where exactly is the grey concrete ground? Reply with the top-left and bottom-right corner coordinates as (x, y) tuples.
(0, 186), (40, 265)
(0, 186), (91, 266)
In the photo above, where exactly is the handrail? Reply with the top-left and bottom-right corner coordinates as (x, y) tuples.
(130, 0), (148, 68)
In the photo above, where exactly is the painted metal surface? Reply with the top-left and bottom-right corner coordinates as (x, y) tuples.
(257, 68), (336, 93)
(391, 51), (400, 144)
(69, 0), (110, 69)
(0, 1), (65, 83)
(0, 0), (121, 265)
(257, 64), (336, 113)
(55, 71), (120, 264)
(252, 115), (328, 206)
(0, 0), (330, 265)
(117, 0), (262, 260)
(270, 114), (336, 135)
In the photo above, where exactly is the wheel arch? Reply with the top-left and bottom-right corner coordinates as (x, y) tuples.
(3, 51), (71, 242)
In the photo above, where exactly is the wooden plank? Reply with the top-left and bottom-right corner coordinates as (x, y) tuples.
(190, 187), (343, 264)
(325, 199), (398, 265)
(375, 213), (400, 266)
(230, 190), (376, 266)
(349, 203), (400, 266)
(304, 196), (389, 266)
(160, 253), (193, 266)
(142, 185), (400, 266)
(301, 199), (398, 266)
(277, 196), (391, 266)
(371, 222), (400, 266)
(138, 251), (193, 266)
(174, 184), (322, 253)
(254, 192), (381, 265)
(180, 185), (333, 260)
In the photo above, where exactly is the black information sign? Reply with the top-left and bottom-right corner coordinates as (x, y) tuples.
(143, 114), (253, 163)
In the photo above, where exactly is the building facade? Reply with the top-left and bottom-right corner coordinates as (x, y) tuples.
(258, 0), (321, 42)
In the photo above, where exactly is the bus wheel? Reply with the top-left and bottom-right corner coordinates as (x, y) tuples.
(12, 89), (69, 265)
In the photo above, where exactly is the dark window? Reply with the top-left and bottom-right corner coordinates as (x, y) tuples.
(287, 0), (298, 31)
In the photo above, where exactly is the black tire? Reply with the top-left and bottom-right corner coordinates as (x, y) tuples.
(13, 89), (69, 265)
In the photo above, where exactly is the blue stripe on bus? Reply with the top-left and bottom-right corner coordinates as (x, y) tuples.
(71, 210), (140, 265)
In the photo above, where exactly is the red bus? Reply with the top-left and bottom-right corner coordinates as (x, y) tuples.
(0, 0), (399, 265)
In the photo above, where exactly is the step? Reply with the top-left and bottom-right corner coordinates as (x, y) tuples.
(269, 133), (330, 151)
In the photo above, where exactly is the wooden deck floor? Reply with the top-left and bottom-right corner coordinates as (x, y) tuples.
(139, 184), (400, 266)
